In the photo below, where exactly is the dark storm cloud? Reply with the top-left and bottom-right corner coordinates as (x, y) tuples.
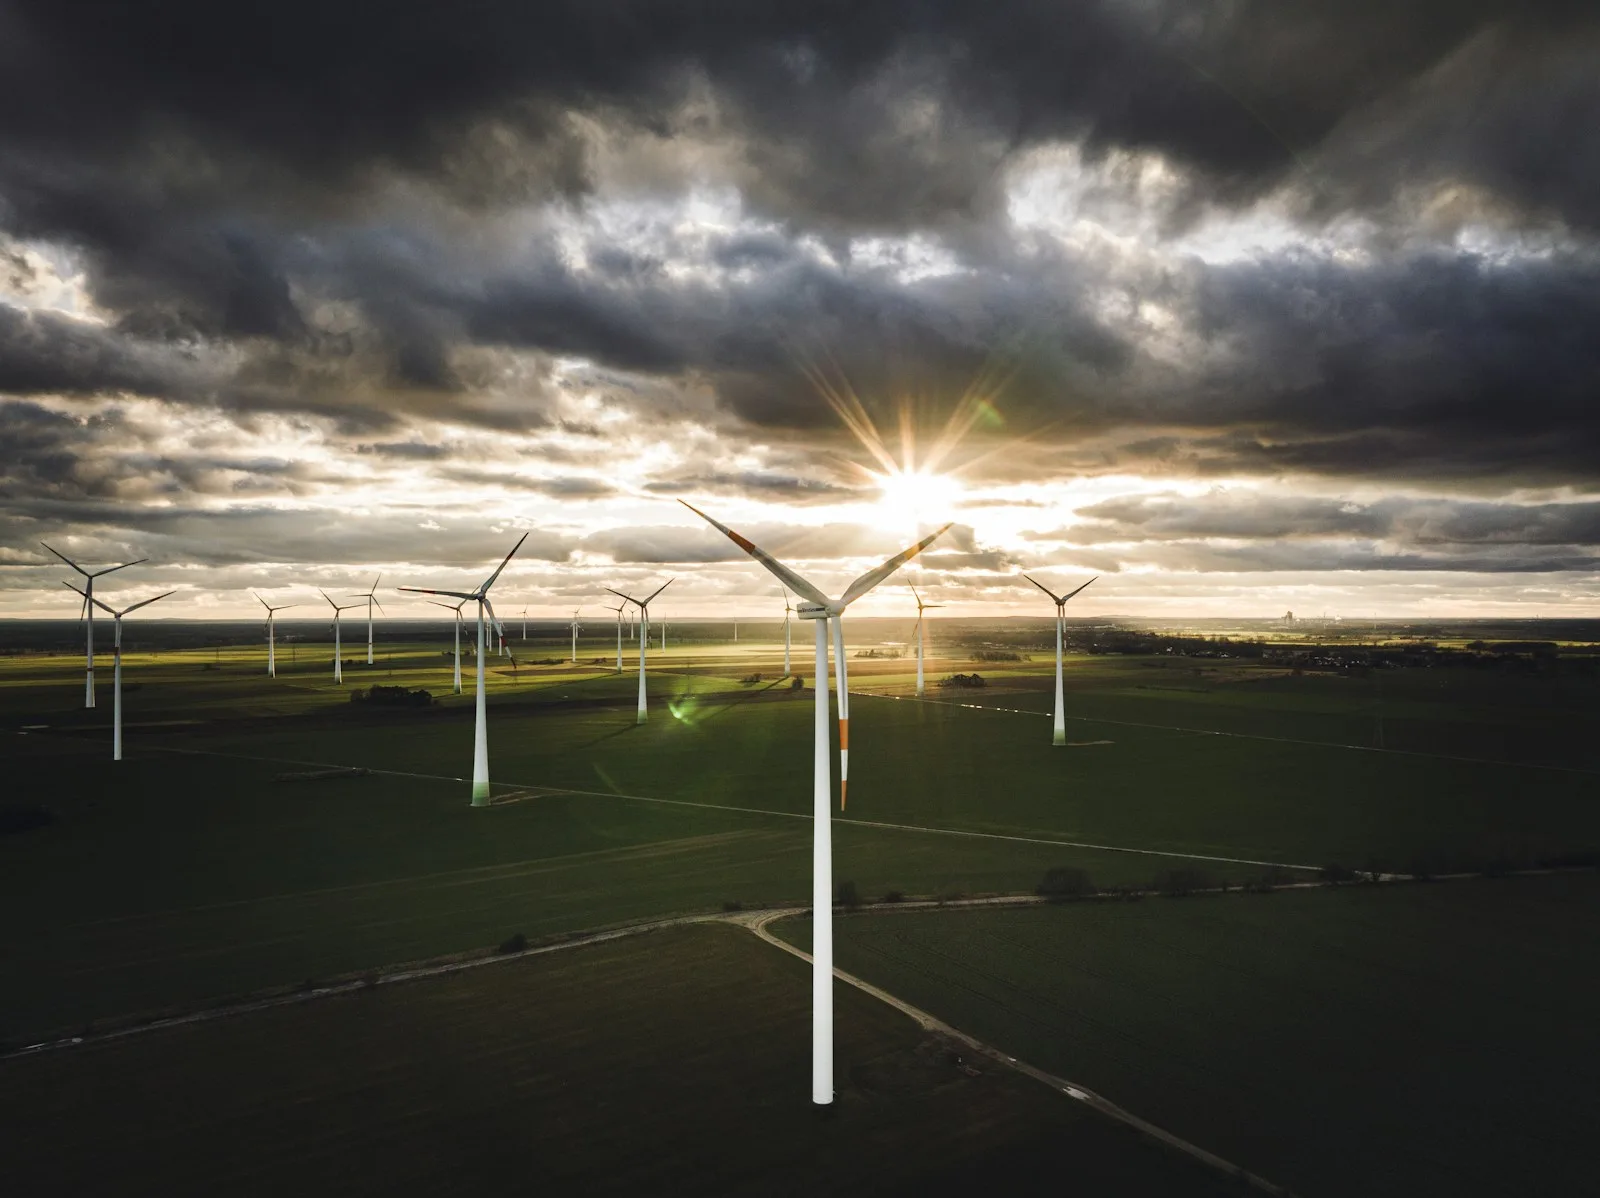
(643, 470), (866, 503)
(437, 469), (618, 499)
(2, 0), (1600, 545)
(1062, 492), (1600, 544)
(0, 499), (574, 570)
(0, 303), (207, 398)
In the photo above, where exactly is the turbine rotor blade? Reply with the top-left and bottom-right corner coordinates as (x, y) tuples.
(41, 542), (87, 576)
(121, 590), (176, 615)
(91, 558), (147, 578)
(839, 523), (954, 608)
(678, 500), (832, 608)
(642, 578), (673, 605)
(1022, 574), (1064, 604)
(604, 585), (642, 606)
(1061, 576), (1098, 603)
(399, 586), (477, 600)
(480, 532), (529, 593)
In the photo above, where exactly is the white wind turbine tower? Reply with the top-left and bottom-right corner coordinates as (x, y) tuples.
(430, 598), (467, 694)
(320, 590), (363, 684)
(254, 594), (300, 677)
(1022, 574), (1097, 746)
(570, 608), (582, 663)
(682, 500), (950, 1107)
(604, 579), (672, 724)
(780, 586), (793, 676)
(65, 583), (174, 760)
(42, 542), (147, 708)
(353, 574), (383, 665)
(521, 605), (528, 641)
(399, 533), (527, 805)
(909, 584), (943, 698)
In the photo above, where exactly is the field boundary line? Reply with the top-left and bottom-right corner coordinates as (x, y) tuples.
(862, 691), (1600, 776)
(153, 745), (1319, 872)
(743, 910), (1296, 1197)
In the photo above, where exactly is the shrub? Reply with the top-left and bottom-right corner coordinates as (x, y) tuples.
(721, 900), (744, 913)
(496, 932), (528, 954)
(1036, 867), (1096, 901)
(880, 890), (905, 904)
(836, 879), (860, 910)
(351, 684), (433, 708)
(1319, 863), (1357, 884)
(937, 672), (987, 688)
(790, 676), (804, 691)
(740, 673), (763, 685)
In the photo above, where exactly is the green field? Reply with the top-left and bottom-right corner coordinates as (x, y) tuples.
(775, 874), (1600, 1198)
(0, 922), (1239, 1197)
(5, 638), (1600, 1041)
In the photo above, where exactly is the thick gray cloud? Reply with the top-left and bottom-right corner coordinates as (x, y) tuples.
(4, 1), (1600, 607)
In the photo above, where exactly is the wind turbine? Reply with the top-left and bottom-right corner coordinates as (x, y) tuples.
(254, 594), (299, 677)
(399, 533), (527, 805)
(909, 584), (943, 698)
(65, 583), (174, 760)
(320, 590), (363, 684)
(42, 543), (147, 708)
(1022, 574), (1097, 746)
(353, 574), (383, 665)
(780, 587), (793, 676)
(570, 608), (582, 664)
(521, 604), (528, 641)
(430, 598), (467, 694)
(681, 500), (950, 1107)
(604, 580), (672, 724)
(608, 602), (626, 672)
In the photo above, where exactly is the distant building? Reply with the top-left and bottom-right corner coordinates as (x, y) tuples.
(1283, 611), (1294, 624)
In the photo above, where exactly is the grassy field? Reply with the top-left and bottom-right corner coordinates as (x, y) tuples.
(0, 922), (1240, 1197)
(775, 874), (1600, 1198)
(5, 638), (1600, 1041)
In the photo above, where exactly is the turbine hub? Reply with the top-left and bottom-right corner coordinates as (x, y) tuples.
(797, 602), (831, 620)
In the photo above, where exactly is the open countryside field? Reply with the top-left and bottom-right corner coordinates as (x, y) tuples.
(5, 628), (1600, 1041)
(775, 873), (1600, 1198)
(0, 922), (1240, 1198)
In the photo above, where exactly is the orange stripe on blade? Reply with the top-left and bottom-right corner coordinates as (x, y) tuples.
(838, 719), (849, 750)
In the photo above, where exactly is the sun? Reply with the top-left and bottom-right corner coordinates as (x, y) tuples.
(871, 468), (964, 533)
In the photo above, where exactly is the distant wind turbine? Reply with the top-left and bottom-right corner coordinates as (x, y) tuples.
(320, 591), (363, 684)
(909, 584), (943, 698)
(780, 587), (792, 675)
(65, 583), (174, 760)
(681, 499), (950, 1108)
(400, 533), (527, 804)
(521, 604), (528, 641)
(570, 607), (582, 663)
(42, 542), (147, 708)
(353, 574), (383, 665)
(430, 598), (467, 694)
(1022, 574), (1097, 746)
(605, 579), (672, 724)
(254, 594), (299, 677)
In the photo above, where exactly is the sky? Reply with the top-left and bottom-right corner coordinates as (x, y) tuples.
(3, 1), (1599, 620)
